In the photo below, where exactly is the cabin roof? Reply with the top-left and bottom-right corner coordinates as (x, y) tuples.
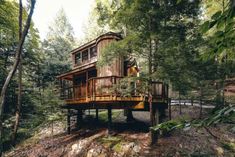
(57, 62), (96, 80)
(71, 32), (122, 54)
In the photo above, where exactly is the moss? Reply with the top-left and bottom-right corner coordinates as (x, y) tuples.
(222, 142), (235, 151)
(97, 110), (122, 122)
(112, 142), (122, 152)
(98, 135), (122, 148)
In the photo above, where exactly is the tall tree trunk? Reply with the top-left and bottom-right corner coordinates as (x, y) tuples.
(0, 0), (36, 155)
(12, 0), (23, 145)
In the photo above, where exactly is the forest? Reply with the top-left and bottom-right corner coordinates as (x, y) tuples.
(0, 0), (235, 156)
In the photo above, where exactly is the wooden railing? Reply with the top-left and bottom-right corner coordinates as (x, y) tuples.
(60, 76), (168, 102)
(87, 76), (123, 100)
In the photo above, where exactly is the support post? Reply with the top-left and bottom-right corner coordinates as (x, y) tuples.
(179, 96), (182, 115)
(108, 107), (112, 132)
(155, 108), (159, 126)
(95, 108), (99, 121)
(126, 109), (134, 122)
(169, 98), (171, 120)
(67, 109), (71, 134)
(150, 107), (159, 145)
(77, 109), (83, 129)
(199, 99), (202, 118)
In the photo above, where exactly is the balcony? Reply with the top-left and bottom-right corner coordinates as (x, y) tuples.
(60, 76), (168, 104)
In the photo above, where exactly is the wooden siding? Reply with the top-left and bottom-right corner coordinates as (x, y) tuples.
(97, 38), (124, 77)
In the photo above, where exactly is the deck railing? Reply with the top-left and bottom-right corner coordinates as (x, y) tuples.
(60, 76), (168, 102)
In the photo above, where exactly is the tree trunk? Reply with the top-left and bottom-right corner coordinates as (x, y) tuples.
(0, 0), (36, 155)
(12, 0), (23, 145)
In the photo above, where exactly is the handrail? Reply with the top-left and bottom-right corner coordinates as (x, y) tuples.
(87, 75), (123, 81)
(60, 76), (169, 101)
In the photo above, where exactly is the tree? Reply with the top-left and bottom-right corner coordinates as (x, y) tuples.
(41, 8), (76, 86)
(200, 0), (235, 104)
(0, 0), (36, 155)
(96, 0), (201, 127)
(96, 0), (201, 95)
(12, 0), (23, 145)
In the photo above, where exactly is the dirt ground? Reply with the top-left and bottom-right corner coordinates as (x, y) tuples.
(4, 106), (235, 157)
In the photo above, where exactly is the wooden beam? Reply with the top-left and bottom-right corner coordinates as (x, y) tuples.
(67, 109), (71, 134)
(169, 98), (171, 120)
(108, 107), (112, 132)
(96, 108), (99, 121)
(77, 109), (83, 129)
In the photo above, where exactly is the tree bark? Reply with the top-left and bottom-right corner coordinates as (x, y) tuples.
(0, 0), (36, 155)
(12, 0), (23, 145)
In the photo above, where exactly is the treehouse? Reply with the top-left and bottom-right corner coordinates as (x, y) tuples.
(57, 32), (169, 133)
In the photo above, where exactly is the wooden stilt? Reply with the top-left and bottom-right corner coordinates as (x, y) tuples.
(155, 108), (159, 125)
(169, 98), (171, 120)
(108, 107), (112, 132)
(77, 109), (83, 129)
(179, 98), (182, 115)
(95, 108), (99, 121)
(126, 109), (134, 122)
(67, 109), (71, 134)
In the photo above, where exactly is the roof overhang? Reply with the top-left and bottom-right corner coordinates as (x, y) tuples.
(57, 62), (96, 80)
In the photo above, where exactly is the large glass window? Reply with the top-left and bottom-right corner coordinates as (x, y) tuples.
(75, 52), (81, 64)
(82, 50), (88, 62)
(90, 46), (97, 58)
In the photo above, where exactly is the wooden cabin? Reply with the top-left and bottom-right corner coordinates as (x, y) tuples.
(57, 32), (168, 133)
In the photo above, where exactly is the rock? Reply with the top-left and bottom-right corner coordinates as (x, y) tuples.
(214, 146), (224, 157)
(68, 140), (88, 157)
(133, 145), (141, 153)
(86, 146), (107, 157)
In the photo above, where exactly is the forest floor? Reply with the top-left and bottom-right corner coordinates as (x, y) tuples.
(4, 106), (235, 157)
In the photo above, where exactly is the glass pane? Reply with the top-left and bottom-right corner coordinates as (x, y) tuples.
(82, 50), (88, 61)
(75, 53), (81, 64)
(90, 46), (97, 58)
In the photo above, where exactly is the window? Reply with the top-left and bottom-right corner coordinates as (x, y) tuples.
(82, 50), (88, 62)
(90, 46), (97, 58)
(75, 52), (81, 64)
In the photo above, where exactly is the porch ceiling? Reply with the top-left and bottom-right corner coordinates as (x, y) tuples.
(56, 62), (96, 80)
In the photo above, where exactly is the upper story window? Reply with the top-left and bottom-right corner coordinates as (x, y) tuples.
(73, 46), (97, 67)
(82, 50), (88, 62)
(75, 52), (81, 65)
(90, 46), (97, 58)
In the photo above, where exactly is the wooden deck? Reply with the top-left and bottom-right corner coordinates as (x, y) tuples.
(60, 76), (168, 110)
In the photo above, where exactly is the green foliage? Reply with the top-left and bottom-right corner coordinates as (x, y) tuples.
(40, 8), (76, 86)
(197, 105), (235, 126)
(41, 84), (64, 122)
(200, 1), (235, 60)
(150, 118), (188, 135)
(96, 0), (202, 97)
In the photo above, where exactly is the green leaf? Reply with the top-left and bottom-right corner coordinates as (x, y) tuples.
(200, 21), (210, 33)
(176, 0), (182, 4)
(225, 22), (235, 32)
(214, 31), (224, 37)
(211, 11), (222, 20)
